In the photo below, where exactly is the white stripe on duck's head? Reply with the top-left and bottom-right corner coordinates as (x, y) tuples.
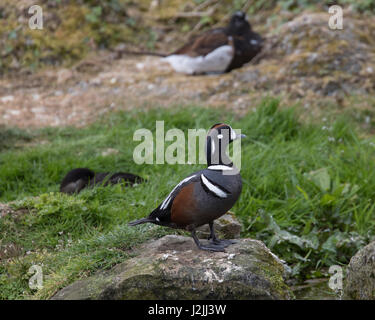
(206, 123), (245, 167)
(208, 123), (242, 142)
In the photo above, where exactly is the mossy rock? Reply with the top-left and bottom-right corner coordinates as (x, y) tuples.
(236, 12), (375, 99)
(0, 0), (150, 74)
(343, 241), (375, 300)
(52, 235), (293, 300)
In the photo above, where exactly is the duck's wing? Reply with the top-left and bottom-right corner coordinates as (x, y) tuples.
(172, 29), (230, 57)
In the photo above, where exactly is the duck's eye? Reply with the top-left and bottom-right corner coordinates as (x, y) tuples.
(217, 134), (223, 139)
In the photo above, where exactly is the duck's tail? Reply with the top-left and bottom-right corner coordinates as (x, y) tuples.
(115, 49), (168, 58)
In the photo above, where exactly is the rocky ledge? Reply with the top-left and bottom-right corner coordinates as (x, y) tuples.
(52, 235), (293, 300)
(344, 240), (375, 300)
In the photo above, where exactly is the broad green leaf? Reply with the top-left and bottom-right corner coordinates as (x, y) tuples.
(304, 168), (331, 192)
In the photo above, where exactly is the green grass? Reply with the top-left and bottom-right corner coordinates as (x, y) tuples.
(0, 126), (34, 152)
(1, 99), (375, 299)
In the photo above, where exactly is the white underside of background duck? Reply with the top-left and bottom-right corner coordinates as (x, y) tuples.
(163, 45), (234, 75)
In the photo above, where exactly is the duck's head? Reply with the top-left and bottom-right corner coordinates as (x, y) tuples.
(206, 123), (245, 167)
(228, 11), (251, 35)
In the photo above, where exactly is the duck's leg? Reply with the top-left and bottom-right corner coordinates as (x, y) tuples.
(208, 221), (236, 247)
(191, 229), (225, 252)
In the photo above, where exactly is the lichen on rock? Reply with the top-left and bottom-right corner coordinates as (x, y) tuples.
(343, 240), (375, 300)
(52, 235), (293, 300)
(236, 12), (375, 101)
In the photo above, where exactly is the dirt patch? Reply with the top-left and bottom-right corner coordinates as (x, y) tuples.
(0, 203), (26, 260)
(0, 203), (16, 218)
(0, 203), (28, 220)
(0, 243), (23, 260)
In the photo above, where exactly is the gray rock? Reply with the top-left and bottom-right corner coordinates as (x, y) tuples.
(196, 212), (242, 240)
(343, 240), (375, 300)
(52, 235), (293, 300)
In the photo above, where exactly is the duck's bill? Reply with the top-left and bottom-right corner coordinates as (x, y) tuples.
(234, 133), (246, 140)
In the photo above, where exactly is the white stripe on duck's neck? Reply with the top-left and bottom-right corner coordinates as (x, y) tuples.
(207, 165), (233, 171)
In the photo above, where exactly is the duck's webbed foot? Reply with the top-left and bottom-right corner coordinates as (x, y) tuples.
(191, 229), (225, 252)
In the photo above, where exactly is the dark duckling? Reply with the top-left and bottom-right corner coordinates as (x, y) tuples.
(60, 168), (144, 194)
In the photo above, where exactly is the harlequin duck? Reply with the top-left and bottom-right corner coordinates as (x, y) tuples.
(129, 123), (245, 252)
(163, 11), (262, 74)
(60, 168), (144, 194)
